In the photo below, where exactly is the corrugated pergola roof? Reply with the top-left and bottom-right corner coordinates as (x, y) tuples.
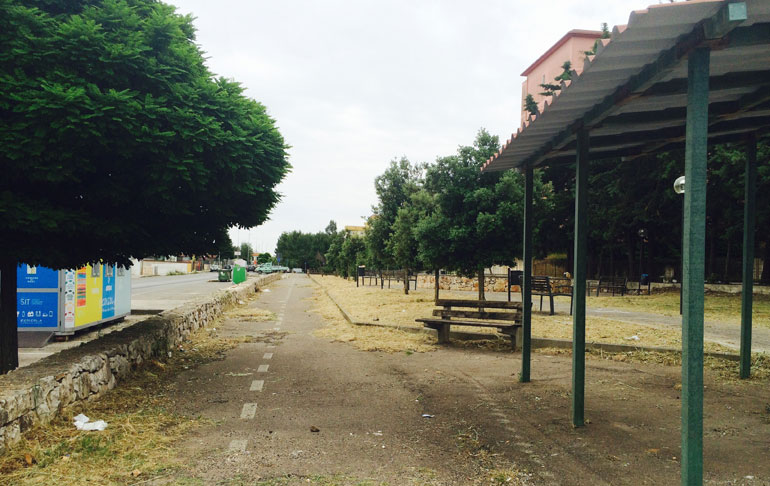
(483, 0), (770, 172)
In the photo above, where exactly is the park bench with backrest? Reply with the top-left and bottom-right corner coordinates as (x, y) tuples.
(520, 275), (573, 316)
(590, 276), (628, 296)
(416, 299), (523, 349)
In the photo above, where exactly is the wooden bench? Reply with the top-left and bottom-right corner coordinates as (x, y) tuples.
(590, 276), (628, 296)
(521, 275), (573, 316)
(416, 299), (523, 349)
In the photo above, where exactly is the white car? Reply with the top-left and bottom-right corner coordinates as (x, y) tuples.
(292, 268), (304, 273)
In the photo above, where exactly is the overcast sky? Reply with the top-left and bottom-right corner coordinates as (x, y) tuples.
(169, 0), (653, 255)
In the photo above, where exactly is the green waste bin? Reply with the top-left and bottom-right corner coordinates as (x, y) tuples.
(232, 265), (247, 284)
(218, 269), (232, 282)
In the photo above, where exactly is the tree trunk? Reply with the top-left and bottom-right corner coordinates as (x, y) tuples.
(434, 268), (439, 303)
(478, 269), (485, 301)
(724, 239), (732, 283)
(761, 241), (770, 284)
(403, 268), (409, 295)
(1, 258), (19, 374)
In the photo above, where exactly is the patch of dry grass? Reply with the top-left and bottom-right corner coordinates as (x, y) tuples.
(310, 276), (733, 351)
(534, 347), (770, 383)
(590, 290), (770, 328)
(225, 306), (276, 322)
(0, 327), (245, 486)
(308, 287), (437, 353)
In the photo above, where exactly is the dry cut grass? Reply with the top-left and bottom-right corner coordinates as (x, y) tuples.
(310, 276), (733, 352)
(590, 290), (770, 328)
(308, 285), (437, 354)
(0, 327), (247, 486)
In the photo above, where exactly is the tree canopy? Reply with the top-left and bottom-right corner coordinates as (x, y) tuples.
(0, 0), (289, 372)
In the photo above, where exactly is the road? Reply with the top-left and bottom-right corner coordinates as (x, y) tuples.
(131, 271), (237, 312)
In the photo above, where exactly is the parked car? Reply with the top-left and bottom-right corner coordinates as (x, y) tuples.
(292, 268), (303, 273)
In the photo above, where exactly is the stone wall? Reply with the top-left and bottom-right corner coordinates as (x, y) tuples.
(416, 274), (518, 294)
(0, 273), (282, 454)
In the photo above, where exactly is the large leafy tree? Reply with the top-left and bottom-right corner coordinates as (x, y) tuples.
(419, 129), (553, 299)
(0, 0), (289, 372)
(364, 157), (423, 270)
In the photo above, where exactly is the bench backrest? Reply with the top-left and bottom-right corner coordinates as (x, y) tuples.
(598, 276), (626, 285)
(435, 299), (521, 310)
(530, 276), (552, 292)
(432, 299), (521, 323)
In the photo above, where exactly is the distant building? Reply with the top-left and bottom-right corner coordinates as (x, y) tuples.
(344, 225), (366, 238)
(520, 29), (602, 126)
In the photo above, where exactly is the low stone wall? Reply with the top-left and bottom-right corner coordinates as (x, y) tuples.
(416, 274), (518, 293)
(0, 273), (281, 454)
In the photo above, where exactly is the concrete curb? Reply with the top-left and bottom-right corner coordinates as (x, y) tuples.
(308, 274), (742, 360)
(0, 273), (281, 454)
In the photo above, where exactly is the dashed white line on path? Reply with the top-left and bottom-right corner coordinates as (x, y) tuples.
(263, 353), (273, 360)
(240, 403), (258, 419)
(250, 380), (264, 391)
(258, 364), (269, 373)
(229, 439), (247, 452)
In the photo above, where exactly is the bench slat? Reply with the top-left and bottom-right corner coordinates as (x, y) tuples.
(434, 299), (522, 310)
(417, 318), (519, 329)
(431, 309), (520, 321)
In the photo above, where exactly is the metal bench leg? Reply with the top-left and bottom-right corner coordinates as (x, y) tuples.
(539, 295), (543, 311)
(549, 295), (555, 315)
(437, 324), (450, 344)
(512, 326), (522, 351)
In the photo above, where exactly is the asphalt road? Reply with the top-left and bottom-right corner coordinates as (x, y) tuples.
(131, 271), (237, 312)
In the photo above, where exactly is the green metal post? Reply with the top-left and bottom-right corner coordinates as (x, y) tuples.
(682, 47), (709, 486)
(572, 129), (589, 427)
(740, 133), (756, 379)
(521, 164), (533, 382)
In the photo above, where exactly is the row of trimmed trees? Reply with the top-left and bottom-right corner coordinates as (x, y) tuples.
(302, 128), (770, 296)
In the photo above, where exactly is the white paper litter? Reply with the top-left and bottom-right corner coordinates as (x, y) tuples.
(73, 413), (108, 431)
(626, 335), (640, 341)
(262, 289), (271, 292)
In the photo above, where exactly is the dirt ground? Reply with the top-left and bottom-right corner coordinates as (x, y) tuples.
(154, 275), (769, 485)
(7, 274), (769, 485)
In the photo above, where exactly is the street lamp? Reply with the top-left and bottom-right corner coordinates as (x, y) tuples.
(674, 175), (685, 314)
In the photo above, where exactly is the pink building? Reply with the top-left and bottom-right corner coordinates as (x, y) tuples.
(520, 29), (603, 126)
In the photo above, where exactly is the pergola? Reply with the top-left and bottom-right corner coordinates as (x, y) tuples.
(481, 1), (769, 484)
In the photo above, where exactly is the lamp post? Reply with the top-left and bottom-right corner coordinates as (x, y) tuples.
(674, 176), (685, 315)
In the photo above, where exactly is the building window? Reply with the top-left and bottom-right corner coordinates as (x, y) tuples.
(105, 265), (114, 277)
(91, 265), (100, 277)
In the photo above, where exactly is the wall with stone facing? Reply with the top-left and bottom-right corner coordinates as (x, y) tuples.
(416, 274), (518, 294)
(0, 273), (281, 454)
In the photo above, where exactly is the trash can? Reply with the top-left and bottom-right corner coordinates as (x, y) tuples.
(232, 265), (247, 284)
(218, 269), (232, 282)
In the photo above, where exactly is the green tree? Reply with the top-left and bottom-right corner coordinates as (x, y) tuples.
(420, 129), (553, 299)
(365, 158), (424, 270)
(0, 0), (289, 373)
(257, 252), (272, 264)
(523, 94), (539, 117)
(239, 243), (253, 262)
(539, 61), (572, 97)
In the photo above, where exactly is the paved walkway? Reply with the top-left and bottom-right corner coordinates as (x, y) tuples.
(160, 274), (770, 484)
